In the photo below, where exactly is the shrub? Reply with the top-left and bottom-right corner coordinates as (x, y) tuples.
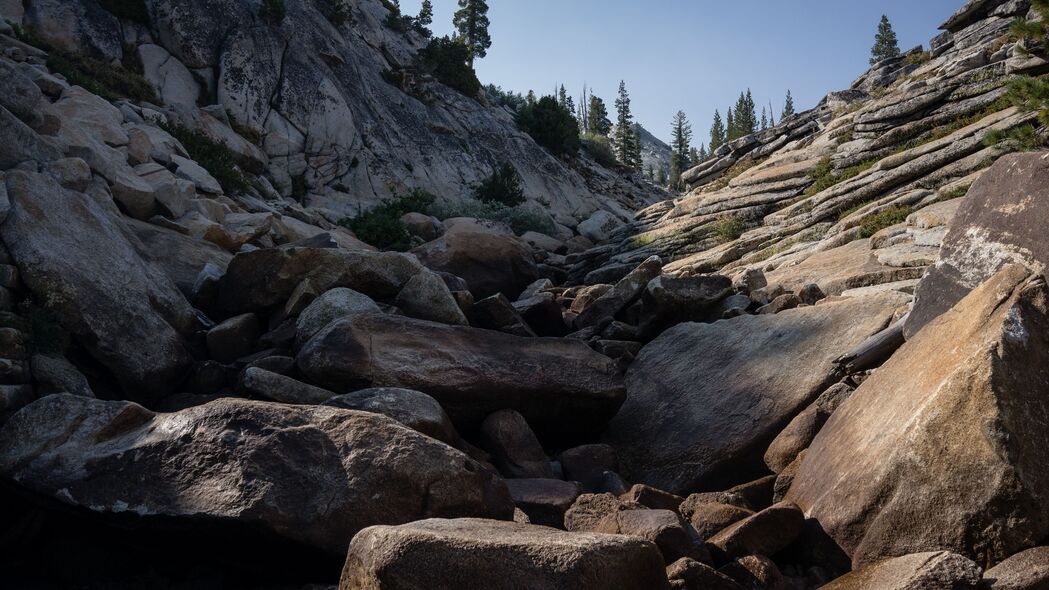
(939, 184), (971, 200)
(474, 164), (526, 207)
(419, 37), (481, 96)
(338, 190), (437, 251)
(713, 215), (747, 243)
(984, 124), (1045, 152)
(803, 157), (877, 198)
(381, 0), (414, 32)
(260, 0), (286, 24)
(859, 206), (914, 238)
(485, 84), (526, 111)
(582, 134), (618, 168)
(159, 122), (249, 194)
(319, 0), (352, 26)
(98, 0), (151, 25)
(903, 51), (931, 66)
(429, 199), (555, 236)
(516, 95), (581, 157)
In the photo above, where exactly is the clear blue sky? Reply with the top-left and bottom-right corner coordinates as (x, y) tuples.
(405, 0), (963, 144)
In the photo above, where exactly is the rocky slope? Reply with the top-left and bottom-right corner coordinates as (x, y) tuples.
(4, 0), (1049, 589)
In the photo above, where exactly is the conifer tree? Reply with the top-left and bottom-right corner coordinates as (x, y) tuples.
(558, 85), (569, 109)
(768, 100), (776, 127)
(612, 81), (636, 165)
(782, 90), (795, 120)
(689, 147), (699, 165)
(587, 94), (612, 136)
(415, 0), (433, 32)
(733, 90), (756, 137)
(656, 166), (667, 186)
(709, 109), (726, 152)
(453, 0), (491, 68)
(870, 15), (901, 65)
(646, 163), (654, 181)
(669, 110), (693, 190)
(526, 90), (536, 105)
(698, 144), (708, 160)
(629, 122), (643, 169)
(726, 107), (736, 141)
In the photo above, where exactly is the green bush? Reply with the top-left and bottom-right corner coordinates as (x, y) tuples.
(516, 95), (581, 157)
(474, 163), (526, 206)
(713, 215), (747, 243)
(429, 199), (555, 236)
(803, 157), (877, 198)
(338, 190), (437, 251)
(582, 134), (618, 168)
(859, 206), (913, 238)
(319, 0), (353, 26)
(486, 84), (526, 111)
(260, 0), (286, 24)
(159, 122), (249, 194)
(419, 36), (480, 96)
(98, 0), (151, 25)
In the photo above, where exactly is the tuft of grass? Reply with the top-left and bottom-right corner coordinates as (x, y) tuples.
(859, 206), (914, 238)
(713, 215), (747, 243)
(159, 121), (249, 194)
(903, 51), (932, 66)
(939, 184), (971, 200)
(804, 157), (878, 198)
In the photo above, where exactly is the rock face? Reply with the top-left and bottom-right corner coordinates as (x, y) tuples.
(984, 546), (1049, 590)
(297, 314), (625, 438)
(821, 552), (983, 590)
(1, 171), (194, 398)
(340, 518), (671, 590)
(605, 292), (906, 494)
(789, 265), (1049, 569)
(907, 153), (1049, 338)
(0, 395), (512, 555)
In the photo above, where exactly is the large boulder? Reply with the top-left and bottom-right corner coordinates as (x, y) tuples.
(907, 153), (1049, 338)
(340, 518), (670, 590)
(789, 265), (1049, 569)
(605, 292), (907, 494)
(216, 247), (422, 315)
(984, 547), (1049, 589)
(0, 395), (512, 556)
(411, 230), (539, 300)
(297, 313), (625, 439)
(820, 552), (982, 590)
(0, 171), (194, 398)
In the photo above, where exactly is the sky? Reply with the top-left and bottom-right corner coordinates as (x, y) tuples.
(401, 0), (964, 144)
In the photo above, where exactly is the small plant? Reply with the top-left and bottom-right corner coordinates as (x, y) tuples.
(98, 0), (151, 25)
(159, 121), (249, 194)
(515, 95), (581, 157)
(474, 164), (526, 207)
(859, 206), (914, 238)
(582, 134), (618, 168)
(713, 215), (747, 243)
(381, 0), (414, 32)
(803, 157), (876, 198)
(984, 124), (1045, 152)
(418, 36), (481, 96)
(319, 0), (353, 26)
(939, 184), (971, 200)
(338, 190), (437, 251)
(260, 0), (286, 24)
(903, 51), (932, 66)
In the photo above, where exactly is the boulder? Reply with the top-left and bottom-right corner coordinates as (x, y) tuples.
(821, 552), (982, 590)
(718, 555), (787, 590)
(560, 444), (619, 491)
(763, 382), (854, 473)
(29, 354), (94, 398)
(984, 547), (1049, 589)
(0, 105), (63, 170)
(907, 153), (1049, 338)
(1, 171), (194, 398)
(512, 293), (567, 336)
(765, 239), (923, 297)
(578, 210), (625, 243)
(667, 557), (745, 590)
(575, 256), (663, 330)
(688, 502), (755, 541)
(216, 247), (421, 315)
(240, 367), (335, 405)
(400, 212), (443, 242)
(0, 395), (513, 556)
(789, 265), (1049, 568)
(605, 292), (906, 494)
(411, 230), (539, 300)
(295, 288), (382, 345)
(468, 293), (537, 337)
(206, 313), (261, 363)
(340, 518), (670, 590)
(622, 484), (685, 512)
(638, 274), (733, 338)
(324, 388), (459, 446)
(564, 493), (644, 533)
(297, 313), (625, 438)
(478, 409), (554, 479)
(392, 269), (468, 326)
(593, 509), (709, 565)
(707, 501), (805, 561)
(505, 479), (582, 528)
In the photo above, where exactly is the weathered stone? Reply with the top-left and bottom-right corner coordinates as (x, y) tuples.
(0, 395), (513, 556)
(340, 518), (670, 590)
(468, 293), (537, 337)
(324, 388), (459, 446)
(171, 154), (223, 195)
(0, 104), (63, 169)
(479, 409), (554, 479)
(505, 479), (582, 528)
(719, 555), (787, 590)
(206, 313), (261, 363)
(766, 239), (924, 297)
(594, 509), (709, 565)
(578, 210), (625, 243)
(521, 230), (567, 253)
(707, 502), (804, 561)
(298, 313), (625, 438)
(622, 484), (685, 512)
(569, 284), (612, 314)
(576, 256), (663, 330)
(412, 230), (539, 300)
(29, 354), (93, 398)
(512, 292), (567, 337)
(400, 212), (443, 242)
(984, 546), (1049, 589)
(907, 154), (1049, 338)
(217, 247), (421, 315)
(821, 552), (983, 590)
(393, 269), (468, 326)
(686, 502), (755, 541)
(764, 382), (854, 473)
(1, 171), (194, 398)
(790, 265), (1049, 568)
(796, 283), (826, 305)
(638, 274), (733, 338)
(296, 287), (382, 345)
(759, 292), (802, 314)
(564, 493), (644, 532)
(561, 444), (619, 491)
(605, 292), (905, 494)
(667, 557), (745, 590)
(239, 367), (334, 405)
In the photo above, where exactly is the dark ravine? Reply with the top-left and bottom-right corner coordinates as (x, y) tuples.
(3, 0), (1049, 589)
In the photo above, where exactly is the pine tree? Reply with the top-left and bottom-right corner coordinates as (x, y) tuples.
(782, 90), (795, 120)
(453, 0), (491, 69)
(768, 100), (776, 127)
(526, 90), (536, 105)
(709, 109), (726, 152)
(656, 166), (667, 186)
(870, 15), (901, 65)
(587, 95), (611, 136)
(646, 163), (654, 180)
(558, 85), (569, 109)
(629, 122), (643, 169)
(698, 144), (708, 160)
(760, 107), (768, 131)
(733, 90), (756, 138)
(612, 81), (636, 165)
(726, 107), (736, 141)
(689, 147), (699, 165)
(669, 110), (693, 190)
(415, 0), (433, 33)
